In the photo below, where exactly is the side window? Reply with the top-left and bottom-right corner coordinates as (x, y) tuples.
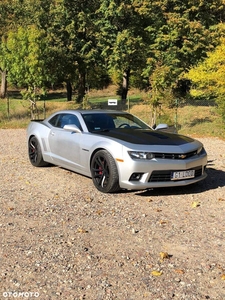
(48, 114), (61, 127)
(48, 114), (82, 130)
(61, 114), (82, 130)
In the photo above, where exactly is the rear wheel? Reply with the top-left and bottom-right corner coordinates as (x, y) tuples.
(28, 136), (48, 167)
(91, 150), (120, 193)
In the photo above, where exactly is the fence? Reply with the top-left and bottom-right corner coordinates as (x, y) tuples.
(0, 94), (223, 137)
(145, 98), (223, 136)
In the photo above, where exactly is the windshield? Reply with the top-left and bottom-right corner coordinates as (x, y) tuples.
(82, 112), (150, 132)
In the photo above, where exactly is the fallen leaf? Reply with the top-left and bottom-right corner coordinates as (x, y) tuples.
(147, 198), (153, 202)
(159, 252), (169, 260)
(143, 293), (150, 298)
(217, 264), (224, 271)
(151, 270), (163, 277)
(218, 198), (225, 201)
(174, 269), (185, 274)
(159, 220), (168, 225)
(85, 197), (93, 202)
(8, 207), (14, 211)
(77, 228), (88, 233)
(221, 274), (225, 280)
(191, 201), (200, 208)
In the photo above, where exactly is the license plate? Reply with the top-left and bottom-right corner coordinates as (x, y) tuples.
(171, 170), (195, 180)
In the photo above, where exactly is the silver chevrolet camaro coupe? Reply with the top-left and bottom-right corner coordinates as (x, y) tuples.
(27, 109), (207, 193)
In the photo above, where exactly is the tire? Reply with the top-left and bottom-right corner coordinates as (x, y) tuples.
(91, 150), (120, 193)
(28, 136), (48, 167)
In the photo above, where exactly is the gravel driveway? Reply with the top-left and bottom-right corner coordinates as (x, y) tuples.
(0, 129), (225, 300)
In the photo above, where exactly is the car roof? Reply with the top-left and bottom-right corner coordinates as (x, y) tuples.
(53, 109), (128, 115)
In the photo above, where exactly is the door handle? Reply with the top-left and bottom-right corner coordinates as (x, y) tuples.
(50, 131), (55, 136)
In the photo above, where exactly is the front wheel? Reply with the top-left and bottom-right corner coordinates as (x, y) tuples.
(28, 136), (48, 167)
(91, 150), (120, 193)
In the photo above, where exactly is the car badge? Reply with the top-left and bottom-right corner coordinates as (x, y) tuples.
(179, 154), (187, 159)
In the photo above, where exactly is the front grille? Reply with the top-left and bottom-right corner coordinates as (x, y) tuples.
(153, 150), (198, 160)
(149, 166), (203, 182)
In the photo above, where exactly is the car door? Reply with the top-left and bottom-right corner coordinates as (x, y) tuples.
(48, 113), (83, 170)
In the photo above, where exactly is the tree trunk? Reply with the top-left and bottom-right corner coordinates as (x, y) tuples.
(121, 67), (130, 102)
(66, 81), (72, 101)
(0, 69), (7, 99)
(77, 70), (86, 103)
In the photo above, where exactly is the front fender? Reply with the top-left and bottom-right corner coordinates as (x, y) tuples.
(83, 139), (123, 176)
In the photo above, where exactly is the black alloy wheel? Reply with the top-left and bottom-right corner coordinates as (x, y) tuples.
(28, 136), (48, 167)
(91, 150), (120, 193)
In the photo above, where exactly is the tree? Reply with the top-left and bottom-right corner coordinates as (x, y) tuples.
(46, 0), (100, 102)
(0, 45), (7, 99)
(0, 0), (17, 98)
(95, 0), (148, 101)
(3, 25), (50, 117)
(0, 0), (49, 98)
(1, 0), (225, 108)
(186, 35), (225, 122)
(142, 0), (225, 106)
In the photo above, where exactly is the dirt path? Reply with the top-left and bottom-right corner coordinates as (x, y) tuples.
(0, 129), (225, 299)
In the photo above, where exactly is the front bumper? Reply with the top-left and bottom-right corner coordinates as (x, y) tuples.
(117, 154), (208, 190)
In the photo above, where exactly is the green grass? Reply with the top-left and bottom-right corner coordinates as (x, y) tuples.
(0, 87), (224, 139)
(177, 105), (225, 138)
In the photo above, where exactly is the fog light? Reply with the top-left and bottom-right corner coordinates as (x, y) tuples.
(129, 173), (144, 181)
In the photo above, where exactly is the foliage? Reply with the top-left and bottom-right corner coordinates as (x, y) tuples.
(95, 0), (149, 99)
(44, 0), (101, 102)
(2, 25), (50, 117)
(0, 0), (225, 119)
(187, 34), (225, 122)
(142, 0), (223, 108)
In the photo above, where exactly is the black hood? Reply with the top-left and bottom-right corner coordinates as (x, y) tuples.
(94, 129), (194, 146)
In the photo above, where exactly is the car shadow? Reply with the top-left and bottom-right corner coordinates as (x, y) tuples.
(45, 160), (225, 197)
(134, 166), (225, 197)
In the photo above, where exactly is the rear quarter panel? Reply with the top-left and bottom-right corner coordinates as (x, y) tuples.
(27, 121), (52, 161)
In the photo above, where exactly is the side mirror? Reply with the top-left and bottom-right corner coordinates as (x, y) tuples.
(154, 124), (177, 133)
(63, 124), (82, 133)
(154, 124), (169, 131)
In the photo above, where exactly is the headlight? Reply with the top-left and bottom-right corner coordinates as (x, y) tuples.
(197, 147), (205, 155)
(128, 151), (155, 160)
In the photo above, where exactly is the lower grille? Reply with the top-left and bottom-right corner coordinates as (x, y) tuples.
(149, 166), (203, 182)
